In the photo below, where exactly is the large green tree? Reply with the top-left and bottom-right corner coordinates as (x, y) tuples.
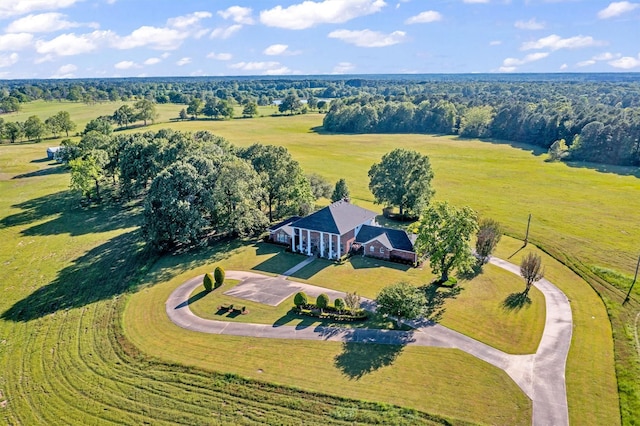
(376, 282), (426, 327)
(53, 110), (76, 137)
(4, 122), (22, 143)
(415, 201), (478, 283)
(331, 178), (350, 202)
(142, 162), (215, 252)
(23, 115), (46, 142)
(69, 152), (107, 202)
(368, 149), (434, 217)
(278, 92), (302, 115)
(113, 105), (136, 129)
(240, 143), (313, 221)
(134, 99), (158, 126)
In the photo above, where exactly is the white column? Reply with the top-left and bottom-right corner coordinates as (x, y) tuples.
(336, 234), (341, 258)
(291, 227), (296, 252)
(306, 229), (311, 255)
(298, 228), (303, 252)
(329, 234), (333, 259)
(320, 233), (324, 257)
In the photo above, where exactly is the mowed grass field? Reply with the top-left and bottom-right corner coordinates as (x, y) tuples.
(0, 101), (631, 424)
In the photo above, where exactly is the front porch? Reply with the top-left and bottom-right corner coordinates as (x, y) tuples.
(291, 227), (344, 260)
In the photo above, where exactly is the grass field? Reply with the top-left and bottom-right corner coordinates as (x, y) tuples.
(0, 102), (633, 424)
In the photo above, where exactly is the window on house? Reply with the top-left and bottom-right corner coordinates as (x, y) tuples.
(380, 247), (384, 254)
(370, 246), (375, 252)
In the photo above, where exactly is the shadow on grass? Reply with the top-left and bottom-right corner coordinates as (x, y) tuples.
(507, 244), (526, 260)
(174, 289), (210, 310)
(334, 332), (414, 379)
(13, 165), (67, 179)
(289, 259), (332, 280)
(421, 283), (462, 323)
(251, 250), (307, 275)
(564, 160), (640, 179)
(2, 230), (152, 322)
(348, 256), (411, 272)
(457, 262), (484, 280)
(502, 292), (532, 311)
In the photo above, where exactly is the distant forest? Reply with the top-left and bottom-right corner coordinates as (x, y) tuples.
(1, 73), (639, 167)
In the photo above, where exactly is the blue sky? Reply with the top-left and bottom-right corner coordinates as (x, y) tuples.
(0, 0), (638, 79)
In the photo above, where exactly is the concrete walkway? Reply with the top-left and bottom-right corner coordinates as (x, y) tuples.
(166, 256), (572, 426)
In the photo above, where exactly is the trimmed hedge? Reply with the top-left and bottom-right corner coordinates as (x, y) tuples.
(294, 305), (368, 322)
(293, 291), (308, 307)
(203, 273), (214, 291)
(214, 266), (225, 288)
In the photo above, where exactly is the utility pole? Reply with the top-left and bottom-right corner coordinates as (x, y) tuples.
(623, 254), (640, 304)
(524, 213), (532, 247)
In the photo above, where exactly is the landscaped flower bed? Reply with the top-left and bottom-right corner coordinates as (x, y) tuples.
(293, 304), (368, 322)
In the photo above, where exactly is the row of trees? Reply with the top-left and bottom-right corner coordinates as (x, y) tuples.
(63, 127), (340, 252)
(0, 111), (76, 143)
(323, 95), (640, 167)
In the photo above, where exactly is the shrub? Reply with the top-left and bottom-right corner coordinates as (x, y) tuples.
(293, 291), (308, 307)
(203, 272), (214, 291)
(214, 266), (225, 288)
(316, 293), (330, 311)
(334, 298), (345, 311)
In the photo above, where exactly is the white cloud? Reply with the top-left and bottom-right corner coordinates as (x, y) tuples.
(521, 34), (603, 51)
(0, 0), (81, 19)
(161, 52), (170, 59)
(0, 33), (33, 51)
(593, 52), (619, 61)
(489, 40), (502, 46)
(218, 6), (254, 24)
(498, 66), (517, 72)
(176, 57), (191, 66)
(264, 66), (292, 75)
(502, 52), (549, 67)
(405, 10), (442, 24)
(6, 13), (98, 33)
(207, 52), (232, 60)
(51, 63), (77, 78)
(332, 61), (355, 73)
(113, 26), (188, 50)
(514, 18), (545, 30)
(167, 11), (212, 29)
(36, 31), (112, 56)
(560, 63), (568, 70)
(144, 57), (161, 65)
(576, 59), (596, 67)
(609, 55), (640, 69)
(114, 60), (139, 70)
(210, 25), (242, 39)
(260, 0), (386, 30)
(0, 53), (19, 68)
(597, 2), (639, 19)
(263, 44), (300, 56)
(229, 61), (292, 74)
(328, 29), (406, 47)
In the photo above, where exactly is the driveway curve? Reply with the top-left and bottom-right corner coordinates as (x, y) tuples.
(166, 256), (572, 426)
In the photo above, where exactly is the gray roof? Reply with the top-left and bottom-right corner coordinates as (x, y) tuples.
(268, 216), (300, 233)
(291, 200), (377, 235)
(355, 224), (415, 252)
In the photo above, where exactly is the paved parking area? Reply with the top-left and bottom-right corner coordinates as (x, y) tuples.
(223, 274), (304, 306)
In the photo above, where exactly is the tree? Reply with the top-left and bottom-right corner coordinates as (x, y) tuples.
(240, 143), (313, 221)
(203, 273), (214, 291)
(214, 266), (225, 288)
(520, 252), (544, 296)
(53, 111), (76, 137)
(368, 149), (434, 217)
(307, 173), (332, 199)
(334, 298), (345, 311)
(475, 218), (502, 264)
(307, 96), (318, 111)
(316, 293), (329, 313)
(376, 282), (426, 327)
(331, 178), (350, 202)
(279, 92), (302, 115)
(202, 98), (218, 119)
(294, 291), (308, 307)
(45, 116), (62, 138)
(84, 117), (112, 136)
(134, 99), (158, 126)
(242, 101), (258, 118)
(344, 291), (361, 314)
(4, 122), (23, 143)
(69, 153), (106, 202)
(23, 115), (46, 142)
(113, 105), (135, 128)
(186, 98), (202, 119)
(215, 99), (234, 120)
(547, 139), (569, 162)
(179, 108), (188, 121)
(142, 162), (215, 252)
(415, 201), (478, 283)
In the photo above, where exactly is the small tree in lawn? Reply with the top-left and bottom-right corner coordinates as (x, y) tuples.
(331, 178), (350, 202)
(520, 253), (544, 296)
(475, 218), (502, 264)
(376, 282), (426, 327)
(344, 291), (361, 315)
(214, 266), (225, 288)
(334, 298), (345, 313)
(316, 293), (330, 313)
(294, 291), (308, 308)
(203, 273), (214, 292)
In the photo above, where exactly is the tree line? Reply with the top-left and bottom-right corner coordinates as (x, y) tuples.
(323, 92), (640, 167)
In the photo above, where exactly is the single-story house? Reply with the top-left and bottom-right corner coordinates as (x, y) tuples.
(268, 200), (418, 263)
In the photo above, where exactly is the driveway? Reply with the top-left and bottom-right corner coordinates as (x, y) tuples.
(166, 256), (572, 426)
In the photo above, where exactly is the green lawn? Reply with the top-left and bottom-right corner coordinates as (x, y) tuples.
(0, 105), (629, 425)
